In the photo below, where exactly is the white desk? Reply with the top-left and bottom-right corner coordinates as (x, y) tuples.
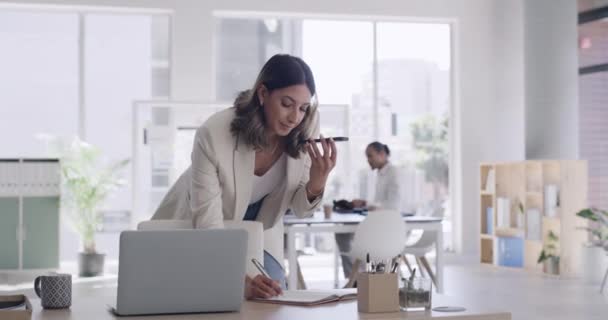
(26, 280), (510, 320)
(283, 213), (444, 292)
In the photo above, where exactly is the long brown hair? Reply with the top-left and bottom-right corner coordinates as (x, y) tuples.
(230, 54), (318, 158)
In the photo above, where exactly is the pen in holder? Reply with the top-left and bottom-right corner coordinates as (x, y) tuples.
(357, 272), (399, 313)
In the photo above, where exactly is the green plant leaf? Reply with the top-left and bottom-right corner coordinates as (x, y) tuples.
(47, 135), (129, 253)
(518, 202), (524, 214)
(537, 250), (547, 264)
(547, 230), (559, 241)
(577, 208), (600, 222)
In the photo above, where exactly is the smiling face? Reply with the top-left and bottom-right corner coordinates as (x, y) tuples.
(258, 84), (312, 137)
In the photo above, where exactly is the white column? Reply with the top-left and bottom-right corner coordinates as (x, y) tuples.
(524, 0), (579, 159)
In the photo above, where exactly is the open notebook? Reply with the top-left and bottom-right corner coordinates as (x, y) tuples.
(253, 289), (357, 306)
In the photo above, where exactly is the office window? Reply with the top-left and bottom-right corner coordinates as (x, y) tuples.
(215, 18), (298, 101)
(0, 11), (79, 157)
(214, 15), (452, 250)
(84, 13), (170, 213)
(376, 22), (451, 240)
(0, 6), (171, 262)
(302, 20), (374, 201)
(579, 15), (608, 210)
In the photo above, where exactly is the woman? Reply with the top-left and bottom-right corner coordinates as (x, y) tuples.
(336, 141), (400, 279)
(152, 54), (337, 299)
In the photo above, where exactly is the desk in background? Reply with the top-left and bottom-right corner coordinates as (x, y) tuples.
(283, 213), (444, 292)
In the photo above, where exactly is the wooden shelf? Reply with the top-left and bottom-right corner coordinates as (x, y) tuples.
(543, 216), (561, 222)
(479, 160), (587, 276)
(495, 227), (525, 238)
(480, 238), (494, 264)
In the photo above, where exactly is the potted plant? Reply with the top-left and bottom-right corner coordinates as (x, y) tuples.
(48, 136), (129, 277)
(576, 208), (608, 283)
(537, 230), (560, 275)
(516, 201), (525, 229)
(576, 208), (608, 250)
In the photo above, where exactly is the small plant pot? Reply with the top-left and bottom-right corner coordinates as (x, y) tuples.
(78, 252), (105, 277)
(582, 245), (608, 284)
(543, 257), (560, 275)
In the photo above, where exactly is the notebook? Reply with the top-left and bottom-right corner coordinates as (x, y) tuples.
(253, 289), (357, 306)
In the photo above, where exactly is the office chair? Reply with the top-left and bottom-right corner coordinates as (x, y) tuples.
(137, 219), (193, 230)
(137, 219), (306, 288)
(343, 210), (407, 288)
(401, 205), (444, 288)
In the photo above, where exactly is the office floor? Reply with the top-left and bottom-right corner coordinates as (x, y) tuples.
(2, 255), (607, 320)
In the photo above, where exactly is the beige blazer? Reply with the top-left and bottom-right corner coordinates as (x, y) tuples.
(152, 107), (322, 230)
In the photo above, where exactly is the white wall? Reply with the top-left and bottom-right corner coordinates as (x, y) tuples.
(490, 0), (526, 161)
(0, 0), (533, 257)
(524, 0), (579, 159)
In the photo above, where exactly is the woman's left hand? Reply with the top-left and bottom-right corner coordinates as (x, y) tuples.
(305, 134), (337, 200)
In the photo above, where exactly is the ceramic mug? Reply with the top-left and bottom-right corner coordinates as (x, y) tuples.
(34, 273), (72, 309)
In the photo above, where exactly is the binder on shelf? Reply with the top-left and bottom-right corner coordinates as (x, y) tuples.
(20, 160), (60, 196)
(497, 236), (524, 268)
(486, 207), (493, 234)
(544, 185), (559, 217)
(0, 160), (20, 196)
(484, 168), (495, 193)
(496, 197), (511, 228)
(526, 208), (542, 241)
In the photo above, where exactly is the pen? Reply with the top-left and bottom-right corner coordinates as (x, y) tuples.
(390, 255), (401, 273)
(377, 262), (386, 273)
(409, 268), (417, 282)
(251, 258), (271, 278)
(390, 261), (399, 273)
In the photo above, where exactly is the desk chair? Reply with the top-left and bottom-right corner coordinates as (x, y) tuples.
(401, 206), (444, 288)
(137, 220), (192, 230)
(257, 222), (307, 289)
(137, 219), (264, 277)
(343, 210), (407, 288)
(138, 219), (306, 288)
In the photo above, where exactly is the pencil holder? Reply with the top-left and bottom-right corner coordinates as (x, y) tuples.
(356, 272), (399, 313)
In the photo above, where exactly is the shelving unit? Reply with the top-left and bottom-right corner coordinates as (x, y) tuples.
(479, 160), (588, 276)
(0, 159), (61, 273)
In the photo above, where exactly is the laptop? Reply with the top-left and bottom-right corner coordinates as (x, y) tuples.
(111, 229), (247, 316)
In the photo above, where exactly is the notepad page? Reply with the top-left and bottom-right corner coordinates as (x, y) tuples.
(303, 289), (357, 298)
(262, 291), (337, 303)
(260, 289), (357, 303)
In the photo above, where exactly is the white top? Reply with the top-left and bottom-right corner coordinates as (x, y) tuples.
(371, 162), (401, 211)
(250, 153), (287, 204)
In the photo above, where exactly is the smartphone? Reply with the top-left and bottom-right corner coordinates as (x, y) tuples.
(301, 136), (349, 144)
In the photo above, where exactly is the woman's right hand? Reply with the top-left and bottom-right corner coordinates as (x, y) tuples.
(244, 275), (283, 300)
(352, 199), (367, 208)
